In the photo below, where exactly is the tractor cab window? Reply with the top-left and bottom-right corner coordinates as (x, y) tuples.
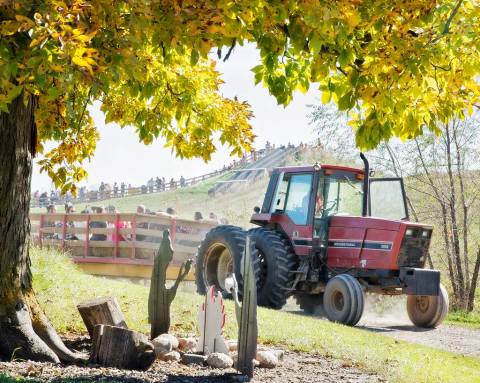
(314, 174), (363, 238)
(271, 173), (313, 225)
(369, 178), (408, 220)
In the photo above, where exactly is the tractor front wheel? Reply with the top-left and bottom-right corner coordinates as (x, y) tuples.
(323, 274), (364, 326)
(406, 284), (449, 328)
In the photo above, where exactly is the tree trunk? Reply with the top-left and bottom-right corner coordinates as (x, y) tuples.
(467, 248), (480, 312)
(0, 94), (80, 363)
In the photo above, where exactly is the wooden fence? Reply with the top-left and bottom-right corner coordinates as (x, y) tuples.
(30, 213), (218, 280)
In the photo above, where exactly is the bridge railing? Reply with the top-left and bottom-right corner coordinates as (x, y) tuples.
(30, 213), (218, 279)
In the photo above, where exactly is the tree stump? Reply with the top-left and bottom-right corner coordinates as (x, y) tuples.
(77, 297), (127, 337)
(90, 324), (155, 370)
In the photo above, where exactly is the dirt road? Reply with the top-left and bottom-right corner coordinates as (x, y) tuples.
(287, 298), (480, 358)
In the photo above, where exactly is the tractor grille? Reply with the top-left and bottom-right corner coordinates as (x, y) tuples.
(397, 227), (431, 268)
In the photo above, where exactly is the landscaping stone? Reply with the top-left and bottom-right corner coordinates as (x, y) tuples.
(152, 335), (172, 355)
(181, 353), (207, 366)
(272, 349), (285, 361)
(227, 339), (238, 353)
(158, 351), (181, 362)
(178, 337), (197, 352)
(256, 350), (278, 368)
(206, 352), (233, 369)
(152, 334), (179, 356)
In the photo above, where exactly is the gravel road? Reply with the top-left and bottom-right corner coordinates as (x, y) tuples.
(286, 297), (480, 358)
(0, 350), (383, 383)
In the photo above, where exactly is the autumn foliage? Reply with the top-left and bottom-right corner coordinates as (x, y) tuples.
(0, 0), (479, 191)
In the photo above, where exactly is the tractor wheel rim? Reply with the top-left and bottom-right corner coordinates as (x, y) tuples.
(217, 248), (233, 290)
(331, 290), (345, 312)
(204, 243), (232, 292)
(416, 296), (430, 313)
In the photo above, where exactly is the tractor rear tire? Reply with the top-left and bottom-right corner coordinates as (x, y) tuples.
(248, 228), (297, 309)
(406, 284), (449, 328)
(295, 293), (324, 316)
(323, 274), (364, 326)
(195, 225), (258, 297)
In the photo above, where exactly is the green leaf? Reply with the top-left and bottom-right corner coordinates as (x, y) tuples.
(338, 91), (355, 111)
(338, 48), (355, 68)
(190, 49), (199, 66)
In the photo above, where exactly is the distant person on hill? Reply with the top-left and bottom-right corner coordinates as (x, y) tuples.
(141, 184), (147, 194)
(208, 212), (220, 223)
(120, 182), (126, 197)
(169, 178), (176, 190)
(155, 177), (161, 191)
(113, 182), (119, 197)
(90, 206), (107, 241)
(180, 175), (186, 187)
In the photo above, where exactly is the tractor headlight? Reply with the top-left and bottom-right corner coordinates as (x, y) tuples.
(422, 230), (430, 238)
(405, 228), (414, 236)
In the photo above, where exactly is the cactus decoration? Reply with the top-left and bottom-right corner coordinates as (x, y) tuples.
(236, 235), (258, 378)
(148, 230), (192, 339)
(197, 286), (229, 355)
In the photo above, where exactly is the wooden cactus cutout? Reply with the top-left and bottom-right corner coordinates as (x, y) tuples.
(236, 235), (258, 378)
(148, 229), (192, 339)
(197, 286), (229, 355)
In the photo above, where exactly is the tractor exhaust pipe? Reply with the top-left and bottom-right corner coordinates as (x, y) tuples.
(360, 152), (369, 217)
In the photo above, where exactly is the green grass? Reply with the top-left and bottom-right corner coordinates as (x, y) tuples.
(446, 311), (480, 329)
(27, 247), (480, 383)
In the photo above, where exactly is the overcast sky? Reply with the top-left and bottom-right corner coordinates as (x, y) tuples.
(32, 44), (320, 191)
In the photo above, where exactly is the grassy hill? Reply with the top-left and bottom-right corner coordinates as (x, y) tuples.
(29, 247), (480, 383)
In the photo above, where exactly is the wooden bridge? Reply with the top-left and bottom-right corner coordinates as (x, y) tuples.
(30, 213), (218, 280)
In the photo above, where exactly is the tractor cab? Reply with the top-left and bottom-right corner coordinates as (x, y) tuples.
(251, 161), (409, 254)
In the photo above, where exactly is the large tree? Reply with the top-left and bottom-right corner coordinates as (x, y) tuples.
(1, 0), (479, 362)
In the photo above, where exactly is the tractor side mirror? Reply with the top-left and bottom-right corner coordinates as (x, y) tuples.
(253, 206), (260, 213)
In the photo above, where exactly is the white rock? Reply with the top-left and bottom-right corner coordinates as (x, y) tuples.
(206, 352), (234, 369)
(272, 349), (284, 361)
(256, 350), (278, 368)
(152, 333), (179, 356)
(227, 339), (238, 353)
(158, 350), (181, 362)
(178, 337), (197, 352)
(152, 336), (172, 355)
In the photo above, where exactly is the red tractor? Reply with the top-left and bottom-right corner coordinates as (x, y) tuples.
(195, 154), (449, 327)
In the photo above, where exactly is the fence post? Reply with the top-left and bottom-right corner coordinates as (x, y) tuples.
(170, 218), (176, 246)
(131, 215), (137, 259)
(39, 214), (44, 248)
(62, 214), (67, 250)
(114, 213), (120, 259)
(85, 214), (90, 258)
